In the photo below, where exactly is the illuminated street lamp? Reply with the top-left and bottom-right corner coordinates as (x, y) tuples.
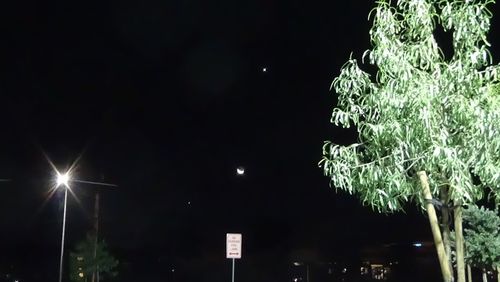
(56, 171), (71, 282)
(57, 173), (69, 188)
(50, 166), (117, 282)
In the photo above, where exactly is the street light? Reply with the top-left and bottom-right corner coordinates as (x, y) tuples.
(57, 173), (69, 188)
(52, 168), (117, 282)
(42, 150), (118, 282)
(56, 171), (71, 282)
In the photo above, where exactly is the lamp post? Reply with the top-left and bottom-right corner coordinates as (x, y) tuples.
(52, 169), (117, 282)
(56, 172), (70, 282)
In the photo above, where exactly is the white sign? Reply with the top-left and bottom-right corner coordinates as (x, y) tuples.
(226, 233), (242, 259)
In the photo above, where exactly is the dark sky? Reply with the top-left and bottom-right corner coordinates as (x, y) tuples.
(1, 0), (499, 281)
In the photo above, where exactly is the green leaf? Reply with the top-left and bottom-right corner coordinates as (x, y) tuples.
(321, 0), (500, 214)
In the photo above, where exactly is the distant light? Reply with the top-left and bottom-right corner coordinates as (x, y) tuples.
(413, 242), (423, 247)
(236, 167), (245, 175)
(262, 67), (267, 72)
(56, 172), (70, 188)
(293, 262), (302, 266)
(171, 268), (175, 272)
(187, 201), (191, 205)
(79, 272), (84, 278)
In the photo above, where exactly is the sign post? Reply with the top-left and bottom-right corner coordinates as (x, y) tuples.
(226, 233), (242, 282)
(232, 259), (235, 282)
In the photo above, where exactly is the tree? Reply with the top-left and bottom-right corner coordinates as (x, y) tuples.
(320, 0), (500, 281)
(457, 205), (500, 282)
(69, 234), (119, 282)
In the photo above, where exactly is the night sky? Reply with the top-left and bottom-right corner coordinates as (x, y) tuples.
(1, 0), (499, 281)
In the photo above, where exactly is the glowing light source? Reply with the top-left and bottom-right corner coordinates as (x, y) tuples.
(56, 172), (70, 188)
(262, 67), (267, 72)
(78, 272), (84, 278)
(413, 242), (423, 247)
(236, 167), (245, 175)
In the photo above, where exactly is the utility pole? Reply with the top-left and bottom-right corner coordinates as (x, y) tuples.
(71, 176), (116, 282)
(306, 264), (310, 282)
(91, 192), (100, 282)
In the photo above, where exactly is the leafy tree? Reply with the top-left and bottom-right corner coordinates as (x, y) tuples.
(320, 0), (500, 281)
(69, 234), (119, 282)
(460, 206), (500, 282)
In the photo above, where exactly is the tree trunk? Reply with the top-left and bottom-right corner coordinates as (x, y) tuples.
(417, 171), (453, 282)
(497, 266), (499, 282)
(482, 269), (487, 282)
(467, 264), (472, 282)
(441, 186), (453, 279)
(454, 201), (466, 282)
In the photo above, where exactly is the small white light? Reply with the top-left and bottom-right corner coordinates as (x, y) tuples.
(57, 173), (70, 188)
(262, 67), (267, 72)
(413, 242), (423, 247)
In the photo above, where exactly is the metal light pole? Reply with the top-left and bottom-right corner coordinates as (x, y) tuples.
(57, 172), (70, 282)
